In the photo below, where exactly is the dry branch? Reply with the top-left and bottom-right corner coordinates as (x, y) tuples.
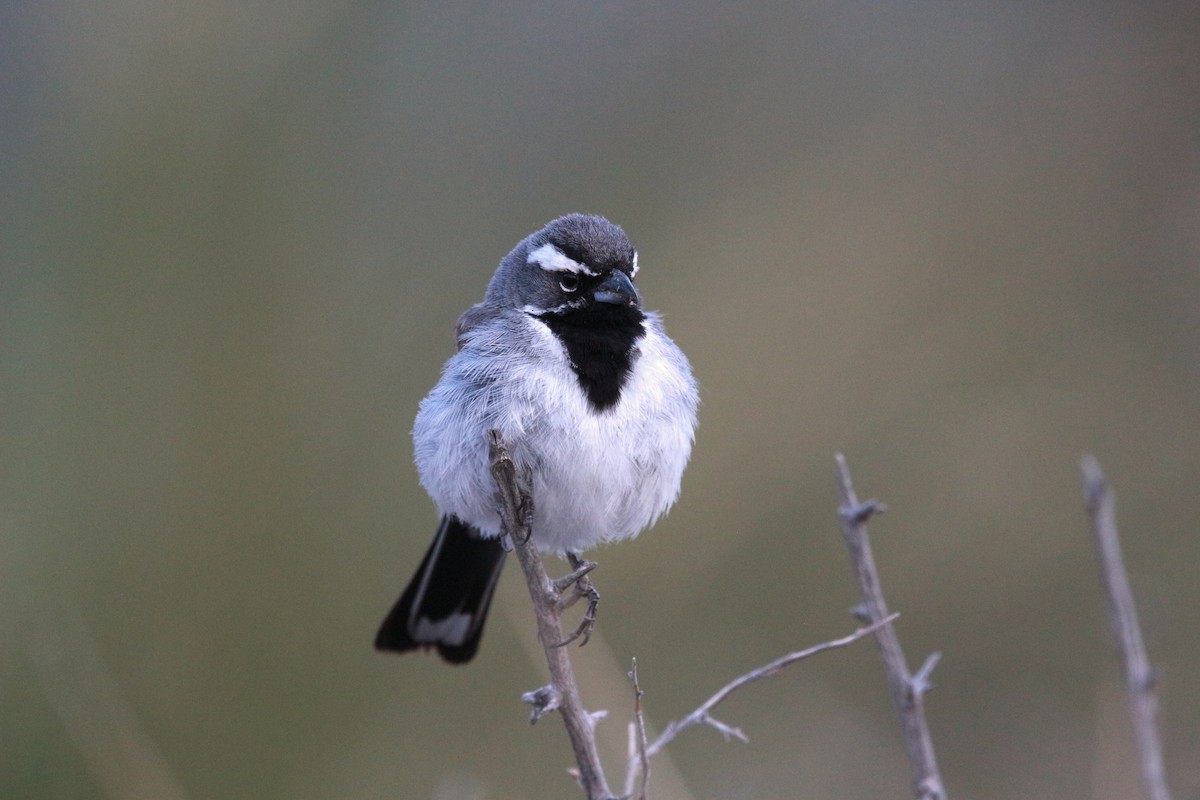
(488, 431), (614, 800)
(640, 614), (898, 761)
(1081, 455), (1172, 800)
(489, 433), (950, 800)
(834, 453), (947, 800)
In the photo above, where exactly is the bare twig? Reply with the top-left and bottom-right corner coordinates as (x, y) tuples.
(641, 614), (898, 760)
(626, 659), (650, 800)
(1081, 455), (1172, 800)
(834, 453), (947, 800)
(489, 431), (613, 800)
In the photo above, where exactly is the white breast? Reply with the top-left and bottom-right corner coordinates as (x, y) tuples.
(413, 311), (698, 556)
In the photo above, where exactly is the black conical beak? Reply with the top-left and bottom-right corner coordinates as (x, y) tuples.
(593, 270), (640, 307)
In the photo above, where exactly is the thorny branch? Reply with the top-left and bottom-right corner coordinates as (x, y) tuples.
(490, 435), (956, 800)
(488, 433), (1179, 800)
(835, 453), (947, 800)
(1081, 455), (1172, 800)
(489, 431), (614, 800)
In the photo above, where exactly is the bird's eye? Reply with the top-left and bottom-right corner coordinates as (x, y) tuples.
(558, 273), (580, 293)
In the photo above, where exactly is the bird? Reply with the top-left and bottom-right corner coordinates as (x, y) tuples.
(375, 213), (699, 663)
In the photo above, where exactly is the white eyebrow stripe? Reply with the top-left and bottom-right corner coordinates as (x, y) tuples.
(520, 297), (585, 316)
(527, 243), (598, 276)
(631, 250), (639, 278)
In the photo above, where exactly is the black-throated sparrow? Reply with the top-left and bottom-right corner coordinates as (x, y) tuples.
(375, 214), (699, 662)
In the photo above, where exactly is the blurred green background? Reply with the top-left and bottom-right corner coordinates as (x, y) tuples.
(4, 2), (1199, 798)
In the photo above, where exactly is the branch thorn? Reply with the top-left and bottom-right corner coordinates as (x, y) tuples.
(522, 684), (562, 725)
(841, 499), (887, 524)
(911, 651), (942, 696)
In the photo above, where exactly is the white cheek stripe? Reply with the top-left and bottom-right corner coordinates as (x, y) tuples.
(631, 250), (639, 278)
(527, 243), (598, 276)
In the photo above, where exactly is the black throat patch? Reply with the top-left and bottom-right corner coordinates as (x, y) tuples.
(537, 303), (646, 412)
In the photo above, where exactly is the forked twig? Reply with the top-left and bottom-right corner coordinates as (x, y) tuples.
(835, 453), (947, 800)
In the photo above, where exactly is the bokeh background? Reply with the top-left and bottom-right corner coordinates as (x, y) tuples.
(4, 2), (1199, 798)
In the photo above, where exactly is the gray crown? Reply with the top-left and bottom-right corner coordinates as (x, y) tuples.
(484, 214), (637, 309)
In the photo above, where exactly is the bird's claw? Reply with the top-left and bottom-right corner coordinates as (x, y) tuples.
(553, 554), (600, 647)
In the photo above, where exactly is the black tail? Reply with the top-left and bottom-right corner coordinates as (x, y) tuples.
(374, 516), (507, 663)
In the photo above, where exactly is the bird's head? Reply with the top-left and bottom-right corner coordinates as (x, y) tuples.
(486, 214), (642, 315)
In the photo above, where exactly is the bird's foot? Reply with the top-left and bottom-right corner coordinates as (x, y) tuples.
(553, 553), (599, 647)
